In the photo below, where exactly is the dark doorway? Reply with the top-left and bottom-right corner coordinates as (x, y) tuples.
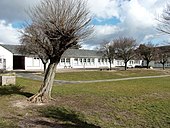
(13, 56), (25, 70)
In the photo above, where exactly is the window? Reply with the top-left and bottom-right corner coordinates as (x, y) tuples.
(102, 58), (104, 62)
(98, 59), (100, 62)
(66, 58), (70, 63)
(134, 60), (140, 64)
(92, 58), (94, 62)
(0, 59), (2, 63)
(74, 58), (78, 65)
(83, 58), (86, 62)
(87, 58), (90, 62)
(117, 61), (120, 65)
(33, 58), (40, 66)
(3, 59), (6, 69)
(129, 61), (133, 65)
(80, 58), (83, 63)
(74, 58), (78, 61)
(34, 57), (39, 60)
(61, 58), (65, 63)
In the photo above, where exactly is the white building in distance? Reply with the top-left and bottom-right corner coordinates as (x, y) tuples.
(0, 44), (158, 71)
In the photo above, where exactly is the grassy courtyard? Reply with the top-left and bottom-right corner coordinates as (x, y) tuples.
(0, 70), (169, 127)
(55, 69), (169, 81)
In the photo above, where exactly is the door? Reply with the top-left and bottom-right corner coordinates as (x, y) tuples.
(13, 56), (25, 70)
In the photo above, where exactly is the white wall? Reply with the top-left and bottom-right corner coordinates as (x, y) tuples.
(58, 57), (115, 69)
(0, 46), (13, 70)
(25, 57), (44, 70)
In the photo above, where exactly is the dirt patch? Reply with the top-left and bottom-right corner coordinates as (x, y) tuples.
(18, 116), (63, 128)
(10, 100), (63, 128)
(11, 100), (47, 109)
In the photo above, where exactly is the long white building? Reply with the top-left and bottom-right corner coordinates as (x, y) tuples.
(0, 44), (145, 71)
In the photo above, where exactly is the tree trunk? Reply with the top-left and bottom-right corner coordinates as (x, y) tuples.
(41, 58), (48, 73)
(28, 60), (58, 103)
(109, 59), (112, 70)
(146, 60), (150, 69)
(124, 62), (127, 70)
(43, 63), (47, 73)
(162, 63), (165, 70)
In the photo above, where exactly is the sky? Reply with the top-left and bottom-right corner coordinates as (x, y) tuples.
(0, 0), (169, 49)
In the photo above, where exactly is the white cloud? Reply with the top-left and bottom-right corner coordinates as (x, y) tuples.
(0, 20), (21, 44)
(85, 0), (169, 48)
(88, 0), (119, 19)
(144, 34), (155, 41)
(120, 0), (156, 27)
(0, 0), (41, 22)
(0, 0), (169, 48)
(94, 25), (121, 36)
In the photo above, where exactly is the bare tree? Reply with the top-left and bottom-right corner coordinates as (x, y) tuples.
(137, 43), (157, 69)
(157, 3), (170, 35)
(99, 41), (115, 70)
(21, 0), (92, 103)
(159, 53), (168, 70)
(113, 37), (136, 70)
(157, 46), (170, 70)
(19, 25), (49, 73)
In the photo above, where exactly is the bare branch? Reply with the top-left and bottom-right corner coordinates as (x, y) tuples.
(157, 3), (170, 35)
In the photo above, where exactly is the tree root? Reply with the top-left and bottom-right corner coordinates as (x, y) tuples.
(27, 93), (44, 103)
(27, 93), (55, 103)
(49, 97), (56, 101)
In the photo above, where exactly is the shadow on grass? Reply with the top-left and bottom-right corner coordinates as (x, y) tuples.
(0, 85), (33, 98)
(39, 106), (101, 128)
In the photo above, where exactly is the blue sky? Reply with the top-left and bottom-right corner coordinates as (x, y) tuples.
(92, 17), (120, 25)
(0, 0), (169, 49)
(12, 21), (25, 29)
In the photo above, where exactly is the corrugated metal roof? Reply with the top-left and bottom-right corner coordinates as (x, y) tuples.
(0, 44), (103, 58)
(62, 49), (102, 58)
(0, 44), (22, 55)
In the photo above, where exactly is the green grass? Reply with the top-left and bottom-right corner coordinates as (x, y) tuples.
(55, 69), (168, 81)
(51, 77), (170, 128)
(0, 70), (169, 127)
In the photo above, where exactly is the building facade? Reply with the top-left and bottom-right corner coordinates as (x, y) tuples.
(0, 44), (146, 71)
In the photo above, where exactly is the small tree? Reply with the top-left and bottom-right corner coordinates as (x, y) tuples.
(113, 37), (136, 70)
(19, 25), (48, 73)
(99, 41), (115, 70)
(157, 47), (170, 70)
(137, 43), (157, 69)
(21, 0), (92, 103)
(159, 53), (168, 70)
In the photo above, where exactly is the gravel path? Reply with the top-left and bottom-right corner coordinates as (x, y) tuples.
(16, 73), (170, 85)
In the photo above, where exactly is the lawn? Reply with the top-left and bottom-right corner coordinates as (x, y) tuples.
(54, 69), (169, 81)
(0, 70), (169, 127)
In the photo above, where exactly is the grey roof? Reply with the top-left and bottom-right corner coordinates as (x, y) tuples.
(0, 44), (22, 55)
(0, 44), (102, 58)
(157, 45), (170, 52)
(62, 49), (102, 58)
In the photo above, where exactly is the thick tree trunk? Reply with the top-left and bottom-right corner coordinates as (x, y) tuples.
(28, 60), (58, 103)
